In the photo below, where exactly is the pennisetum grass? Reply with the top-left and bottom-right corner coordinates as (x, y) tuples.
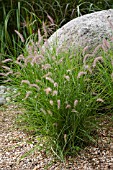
(1, 0), (113, 160)
(2, 34), (113, 160)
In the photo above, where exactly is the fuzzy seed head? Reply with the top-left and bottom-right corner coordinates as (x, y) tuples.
(45, 77), (54, 84)
(64, 75), (70, 81)
(30, 84), (40, 90)
(74, 100), (78, 107)
(2, 59), (12, 63)
(65, 104), (71, 109)
(44, 87), (52, 95)
(50, 100), (54, 106)
(92, 56), (103, 68)
(96, 98), (104, 103)
(21, 80), (30, 85)
(42, 64), (51, 70)
(77, 71), (87, 79)
(57, 100), (60, 109)
(52, 90), (58, 96)
(54, 82), (58, 87)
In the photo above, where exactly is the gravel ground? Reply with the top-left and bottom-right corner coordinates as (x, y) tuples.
(0, 104), (113, 170)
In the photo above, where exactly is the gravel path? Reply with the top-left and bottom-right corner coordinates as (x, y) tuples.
(0, 104), (113, 170)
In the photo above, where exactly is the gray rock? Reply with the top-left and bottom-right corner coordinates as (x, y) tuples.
(0, 96), (6, 106)
(0, 85), (7, 94)
(44, 9), (113, 53)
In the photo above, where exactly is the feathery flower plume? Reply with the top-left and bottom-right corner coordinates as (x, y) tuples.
(92, 56), (103, 68)
(47, 14), (54, 24)
(17, 54), (25, 62)
(52, 56), (56, 60)
(38, 28), (43, 45)
(49, 100), (54, 106)
(21, 80), (30, 85)
(92, 44), (102, 55)
(65, 104), (71, 109)
(52, 90), (58, 96)
(54, 82), (58, 87)
(30, 84), (40, 90)
(74, 100), (78, 107)
(83, 54), (94, 65)
(24, 91), (32, 100)
(77, 71), (87, 79)
(42, 72), (52, 78)
(71, 109), (77, 113)
(42, 64), (51, 70)
(96, 98), (104, 102)
(31, 55), (44, 65)
(0, 71), (13, 76)
(47, 110), (52, 116)
(42, 21), (47, 37)
(102, 38), (110, 49)
(2, 59), (12, 63)
(57, 100), (60, 109)
(45, 77), (54, 84)
(58, 57), (64, 64)
(40, 108), (46, 115)
(82, 46), (89, 56)
(14, 30), (25, 42)
(44, 87), (52, 95)
(2, 66), (11, 71)
(13, 72), (21, 77)
(64, 134), (67, 143)
(64, 75), (70, 81)
(5, 71), (13, 76)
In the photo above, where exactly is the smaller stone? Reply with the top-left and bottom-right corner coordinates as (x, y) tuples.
(0, 96), (6, 106)
(0, 85), (7, 93)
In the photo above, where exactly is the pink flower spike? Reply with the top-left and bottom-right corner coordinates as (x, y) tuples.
(74, 100), (78, 107)
(2, 66), (11, 71)
(21, 80), (30, 85)
(44, 87), (52, 95)
(47, 110), (52, 116)
(96, 98), (104, 103)
(17, 54), (25, 62)
(64, 75), (70, 81)
(54, 82), (58, 87)
(40, 108), (46, 115)
(2, 59), (12, 63)
(5, 71), (13, 76)
(82, 46), (89, 56)
(77, 71), (87, 79)
(65, 104), (71, 109)
(42, 72), (52, 78)
(52, 90), (58, 96)
(64, 134), (67, 143)
(45, 77), (54, 84)
(42, 64), (51, 70)
(14, 30), (25, 42)
(57, 100), (60, 109)
(50, 100), (53, 106)
(92, 56), (103, 68)
(83, 54), (93, 65)
(30, 84), (40, 90)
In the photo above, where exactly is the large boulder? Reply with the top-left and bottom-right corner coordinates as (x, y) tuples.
(44, 9), (113, 53)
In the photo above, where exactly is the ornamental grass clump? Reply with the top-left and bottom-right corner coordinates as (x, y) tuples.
(2, 37), (113, 159)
